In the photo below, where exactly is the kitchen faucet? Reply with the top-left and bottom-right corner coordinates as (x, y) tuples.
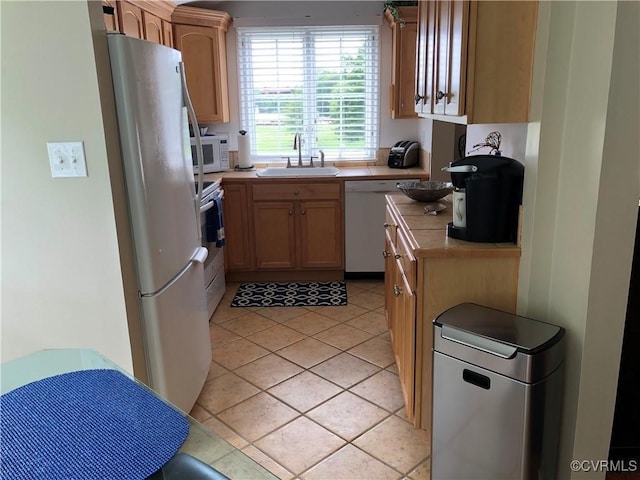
(286, 133), (324, 168)
(293, 132), (303, 167)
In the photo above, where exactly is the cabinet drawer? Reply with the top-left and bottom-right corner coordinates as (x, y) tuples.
(384, 206), (399, 245)
(204, 245), (224, 286)
(253, 182), (341, 201)
(395, 227), (416, 291)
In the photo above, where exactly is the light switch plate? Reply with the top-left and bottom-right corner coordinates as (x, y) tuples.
(47, 141), (88, 178)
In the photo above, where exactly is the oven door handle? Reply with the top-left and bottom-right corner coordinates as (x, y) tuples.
(200, 190), (224, 214)
(200, 199), (215, 214)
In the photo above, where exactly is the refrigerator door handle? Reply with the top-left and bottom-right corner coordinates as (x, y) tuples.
(140, 247), (209, 298)
(191, 246), (208, 264)
(179, 61), (203, 233)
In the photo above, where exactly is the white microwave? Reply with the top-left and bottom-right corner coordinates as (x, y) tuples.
(190, 133), (229, 173)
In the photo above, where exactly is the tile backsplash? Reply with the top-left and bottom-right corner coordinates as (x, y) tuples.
(226, 148), (395, 169)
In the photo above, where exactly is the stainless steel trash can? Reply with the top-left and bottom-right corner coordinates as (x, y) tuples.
(432, 303), (565, 480)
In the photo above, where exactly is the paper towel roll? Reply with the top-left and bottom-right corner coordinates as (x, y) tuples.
(237, 131), (252, 169)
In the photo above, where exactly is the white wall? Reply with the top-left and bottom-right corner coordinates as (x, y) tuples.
(519, 2), (639, 478)
(0, 1), (133, 371)
(202, 1), (420, 151)
(571, 0), (639, 471)
(465, 123), (528, 161)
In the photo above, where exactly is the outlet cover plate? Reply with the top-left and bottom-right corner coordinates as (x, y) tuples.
(47, 141), (87, 178)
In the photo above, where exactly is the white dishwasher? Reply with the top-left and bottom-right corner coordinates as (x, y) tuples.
(344, 179), (419, 275)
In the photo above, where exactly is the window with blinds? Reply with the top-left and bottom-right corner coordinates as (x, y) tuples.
(237, 26), (379, 162)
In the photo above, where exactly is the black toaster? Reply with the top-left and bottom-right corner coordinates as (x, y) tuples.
(388, 141), (420, 168)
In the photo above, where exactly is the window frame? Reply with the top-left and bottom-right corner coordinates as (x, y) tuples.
(236, 25), (380, 163)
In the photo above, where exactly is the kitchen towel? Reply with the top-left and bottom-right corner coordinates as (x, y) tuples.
(206, 195), (225, 247)
(0, 369), (189, 480)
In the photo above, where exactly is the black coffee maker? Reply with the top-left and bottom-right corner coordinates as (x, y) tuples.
(443, 154), (524, 243)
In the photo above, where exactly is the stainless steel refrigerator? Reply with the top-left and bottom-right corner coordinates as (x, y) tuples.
(107, 33), (210, 413)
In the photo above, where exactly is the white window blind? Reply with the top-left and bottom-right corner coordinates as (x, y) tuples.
(237, 25), (379, 162)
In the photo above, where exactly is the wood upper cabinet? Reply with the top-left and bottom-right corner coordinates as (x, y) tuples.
(251, 182), (343, 271)
(106, 1), (175, 47)
(119, 1), (144, 39)
(433, 0), (468, 116)
(415, 0), (538, 123)
(385, 6), (418, 119)
(416, 0), (469, 116)
(142, 10), (163, 44)
(103, 1), (119, 32)
(172, 6), (231, 124)
(162, 20), (173, 48)
(414, 0), (435, 115)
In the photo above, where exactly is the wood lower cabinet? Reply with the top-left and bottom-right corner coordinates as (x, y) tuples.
(222, 183), (254, 271)
(384, 194), (520, 436)
(415, 0), (538, 123)
(221, 179), (343, 281)
(252, 182), (343, 271)
(253, 201), (297, 269)
(384, 231), (416, 418)
(299, 200), (343, 269)
(172, 6), (231, 124)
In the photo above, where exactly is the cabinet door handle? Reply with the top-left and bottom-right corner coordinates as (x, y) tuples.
(383, 223), (397, 229)
(301, 210), (306, 215)
(436, 90), (448, 101)
(414, 93), (424, 104)
(288, 210), (293, 215)
(394, 253), (403, 259)
(382, 251), (390, 258)
(393, 285), (402, 297)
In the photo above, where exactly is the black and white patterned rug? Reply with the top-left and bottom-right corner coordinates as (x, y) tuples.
(230, 281), (347, 307)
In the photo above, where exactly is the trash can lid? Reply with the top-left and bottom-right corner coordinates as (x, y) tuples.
(434, 303), (563, 354)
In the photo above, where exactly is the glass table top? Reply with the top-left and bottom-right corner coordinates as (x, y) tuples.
(1, 349), (278, 480)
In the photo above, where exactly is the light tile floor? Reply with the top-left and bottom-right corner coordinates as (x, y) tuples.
(191, 280), (430, 480)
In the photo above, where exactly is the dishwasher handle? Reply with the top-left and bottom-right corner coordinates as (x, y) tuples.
(344, 179), (420, 193)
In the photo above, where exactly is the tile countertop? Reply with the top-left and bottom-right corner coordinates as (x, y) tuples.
(385, 193), (521, 259)
(200, 165), (428, 183)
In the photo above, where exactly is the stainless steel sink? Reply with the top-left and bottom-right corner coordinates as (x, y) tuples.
(256, 166), (340, 177)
